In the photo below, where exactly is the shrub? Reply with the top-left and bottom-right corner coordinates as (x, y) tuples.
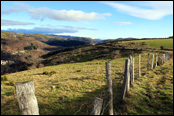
(24, 43), (38, 50)
(8, 81), (15, 86)
(160, 46), (164, 50)
(1, 76), (8, 81)
(42, 71), (56, 76)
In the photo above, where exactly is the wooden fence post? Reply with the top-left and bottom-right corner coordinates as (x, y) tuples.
(147, 53), (150, 71)
(121, 59), (130, 102)
(165, 53), (168, 61)
(164, 54), (166, 62)
(158, 54), (161, 64)
(91, 97), (103, 115)
(155, 53), (157, 68)
(129, 55), (133, 85)
(162, 54), (165, 64)
(105, 61), (113, 115)
(139, 54), (141, 77)
(132, 57), (134, 83)
(126, 59), (130, 93)
(15, 81), (39, 115)
(151, 54), (154, 70)
(168, 53), (170, 60)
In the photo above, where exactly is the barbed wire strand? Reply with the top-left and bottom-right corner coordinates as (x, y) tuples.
(74, 103), (87, 115)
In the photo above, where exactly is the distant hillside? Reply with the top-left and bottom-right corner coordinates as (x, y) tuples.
(45, 34), (98, 44)
(1, 31), (97, 75)
(93, 39), (103, 41)
(1, 31), (172, 75)
(40, 39), (151, 66)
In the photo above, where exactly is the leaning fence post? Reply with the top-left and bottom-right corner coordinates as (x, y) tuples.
(147, 53), (150, 71)
(15, 81), (39, 115)
(121, 59), (130, 102)
(151, 54), (154, 70)
(139, 54), (141, 77)
(91, 97), (103, 115)
(105, 61), (113, 115)
(155, 53), (157, 68)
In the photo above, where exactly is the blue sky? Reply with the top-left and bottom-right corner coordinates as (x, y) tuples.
(1, 1), (173, 40)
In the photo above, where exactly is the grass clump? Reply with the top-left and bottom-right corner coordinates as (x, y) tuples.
(42, 71), (57, 76)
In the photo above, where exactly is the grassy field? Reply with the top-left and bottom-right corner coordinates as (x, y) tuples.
(1, 51), (173, 115)
(119, 59), (173, 115)
(122, 38), (173, 49)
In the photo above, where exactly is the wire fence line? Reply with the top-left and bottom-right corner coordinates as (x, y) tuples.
(14, 51), (173, 115)
(73, 51), (173, 115)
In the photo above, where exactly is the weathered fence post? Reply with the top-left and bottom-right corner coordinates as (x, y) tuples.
(132, 57), (134, 83)
(147, 53), (150, 71)
(169, 52), (171, 60)
(91, 97), (103, 115)
(155, 53), (157, 68)
(151, 54), (154, 70)
(164, 54), (166, 63)
(165, 53), (168, 61)
(121, 59), (130, 102)
(129, 55), (133, 85)
(158, 54), (161, 64)
(15, 81), (39, 115)
(162, 54), (165, 64)
(139, 54), (141, 77)
(105, 61), (113, 115)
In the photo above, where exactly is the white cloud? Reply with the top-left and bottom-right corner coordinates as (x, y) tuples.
(102, 1), (173, 20)
(1, 19), (35, 26)
(2, 3), (111, 22)
(115, 22), (132, 26)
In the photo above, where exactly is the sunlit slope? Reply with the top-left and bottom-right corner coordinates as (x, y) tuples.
(122, 38), (173, 49)
(1, 51), (173, 115)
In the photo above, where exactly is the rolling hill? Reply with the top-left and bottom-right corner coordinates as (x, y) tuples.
(1, 31), (97, 75)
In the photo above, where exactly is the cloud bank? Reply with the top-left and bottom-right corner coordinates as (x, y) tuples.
(2, 3), (111, 22)
(102, 1), (173, 20)
(1, 19), (35, 26)
(3, 26), (97, 34)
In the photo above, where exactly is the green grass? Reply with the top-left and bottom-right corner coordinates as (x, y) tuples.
(122, 38), (173, 49)
(119, 59), (173, 115)
(1, 51), (173, 115)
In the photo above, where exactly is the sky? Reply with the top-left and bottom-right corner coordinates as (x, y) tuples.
(1, 1), (173, 40)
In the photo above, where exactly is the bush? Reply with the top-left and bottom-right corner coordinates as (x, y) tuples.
(42, 71), (56, 76)
(8, 81), (15, 86)
(160, 46), (164, 50)
(24, 43), (38, 50)
(1, 76), (8, 81)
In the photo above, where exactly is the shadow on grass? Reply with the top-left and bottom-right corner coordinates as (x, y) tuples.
(1, 76), (125, 115)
